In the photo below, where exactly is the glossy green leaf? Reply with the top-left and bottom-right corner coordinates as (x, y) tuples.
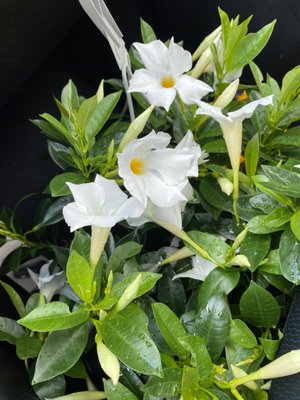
(181, 365), (199, 400)
(16, 336), (43, 359)
(33, 375), (66, 400)
(240, 233), (271, 271)
(102, 312), (162, 376)
(258, 249), (281, 275)
(252, 175), (293, 207)
(290, 211), (300, 240)
(259, 336), (281, 361)
(48, 141), (75, 170)
(199, 175), (233, 211)
(85, 91), (121, 141)
(108, 242), (143, 273)
(78, 95), (97, 131)
(278, 65), (300, 104)
(140, 18), (157, 43)
(192, 295), (231, 361)
(31, 119), (68, 144)
(248, 207), (291, 234)
(239, 281), (280, 327)
(0, 280), (26, 317)
(229, 319), (257, 349)
(70, 229), (91, 261)
(40, 113), (75, 145)
(18, 302), (90, 332)
(157, 266), (186, 316)
(32, 323), (89, 384)
(279, 227), (300, 283)
(203, 138), (227, 153)
(197, 268), (240, 309)
(0, 316), (25, 344)
(65, 358), (88, 379)
(187, 231), (231, 265)
(141, 368), (182, 397)
(271, 125), (300, 146)
(50, 173), (85, 197)
(66, 250), (94, 302)
(152, 303), (188, 359)
(249, 193), (280, 214)
(61, 79), (80, 111)
(111, 272), (161, 299)
(179, 335), (213, 379)
(245, 133), (259, 181)
(34, 197), (71, 230)
(104, 379), (139, 400)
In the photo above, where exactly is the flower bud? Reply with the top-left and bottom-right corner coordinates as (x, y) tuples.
(227, 254), (251, 268)
(118, 105), (155, 152)
(192, 26), (222, 61)
(96, 80), (104, 103)
(96, 334), (120, 385)
(214, 79), (239, 109)
(190, 47), (213, 78)
(113, 274), (142, 313)
(231, 365), (258, 391)
(217, 176), (233, 196)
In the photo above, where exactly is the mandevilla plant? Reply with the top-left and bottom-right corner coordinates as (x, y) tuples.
(1, 1), (300, 400)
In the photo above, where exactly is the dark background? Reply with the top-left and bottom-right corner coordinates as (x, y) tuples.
(0, 1), (300, 398)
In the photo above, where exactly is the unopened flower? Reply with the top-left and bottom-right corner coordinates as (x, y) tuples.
(63, 174), (143, 232)
(96, 335), (120, 385)
(128, 38), (212, 111)
(118, 130), (205, 208)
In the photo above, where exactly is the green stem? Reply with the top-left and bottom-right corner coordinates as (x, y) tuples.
(231, 388), (246, 400)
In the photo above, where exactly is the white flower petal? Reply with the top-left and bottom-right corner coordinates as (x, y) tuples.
(194, 100), (230, 125)
(63, 203), (92, 231)
(151, 201), (183, 229)
(173, 255), (216, 281)
(228, 95), (273, 121)
(167, 37), (192, 77)
(67, 182), (104, 215)
(145, 87), (177, 111)
(117, 196), (145, 218)
(95, 175), (128, 212)
(133, 40), (168, 75)
(176, 75), (212, 104)
(128, 69), (161, 93)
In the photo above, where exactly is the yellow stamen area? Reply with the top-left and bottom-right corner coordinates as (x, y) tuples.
(240, 154), (245, 164)
(161, 75), (175, 88)
(237, 90), (248, 101)
(130, 157), (144, 175)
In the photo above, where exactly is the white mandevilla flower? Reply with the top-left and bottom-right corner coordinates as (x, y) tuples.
(118, 130), (205, 208)
(128, 38), (212, 111)
(63, 174), (143, 232)
(173, 254), (217, 281)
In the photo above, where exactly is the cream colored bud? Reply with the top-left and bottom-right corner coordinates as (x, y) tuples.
(192, 26), (222, 61)
(227, 255), (251, 268)
(190, 47), (213, 78)
(96, 80), (104, 103)
(214, 79), (239, 109)
(217, 176), (233, 196)
(113, 274), (142, 313)
(96, 335), (120, 385)
(118, 105), (155, 152)
(231, 365), (258, 391)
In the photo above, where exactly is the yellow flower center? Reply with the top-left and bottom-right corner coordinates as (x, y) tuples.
(161, 75), (175, 88)
(130, 157), (144, 175)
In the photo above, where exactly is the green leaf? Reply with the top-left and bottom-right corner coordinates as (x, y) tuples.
(245, 133), (259, 181)
(157, 266), (186, 316)
(85, 91), (121, 142)
(240, 233), (271, 271)
(252, 175), (293, 207)
(108, 242), (143, 273)
(229, 319), (257, 349)
(61, 79), (80, 111)
(191, 295), (230, 362)
(33, 375), (66, 400)
(104, 379), (139, 400)
(239, 281), (280, 328)
(271, 126), (300, 147)
(248, 207), (292, 234)
(32, 323), (89, 384)
(18, 302), (90, 332)
(278, 65), (300, 105)
(179, 335), (213, 379)
(290, 211), (300, 240)
(66, 250), (94, 302)
(141, 368), (182, 397)
(197, 268), (240, 309)
(226, 21), (276, 71)
(199, 175), (233, 212)
(31, 118), (68, 144)
(40, 113), (75, 145)
(78, 95), (97, 131)
(70, 229), (91, 261)
(181, 365), (200, 400)
(187, 231), (231, 265)
(203, 138), (227, 153)
(140, 18), (157, 43)
(0, 280), (26, 317)
(152, 303), (188, 359)
(279, 226), (300, 283)
(111, 272), (161, 299)
(50, 172), (85, 197)
(259, 336), (281, 361)
(16, 336), (43, 359)
(34, 197), (71, 230)
(0, 316), (25, 344)
(102, 312), (162, 376)
(48, 141), (75, 170)
(65, 358), (88, 379)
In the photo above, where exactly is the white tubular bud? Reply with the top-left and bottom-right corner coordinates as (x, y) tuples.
(118, 105), (155, 152)
(217, 176), (233, 196)
(214, 79), (239, 109)
(192, 25), (222, 61)
(113, 274), (142, 313)
(190, 47), (213, 78)
(96, 80), (104, 103)
(227, 255), (251, 268)
(96, 335), (120, 385)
